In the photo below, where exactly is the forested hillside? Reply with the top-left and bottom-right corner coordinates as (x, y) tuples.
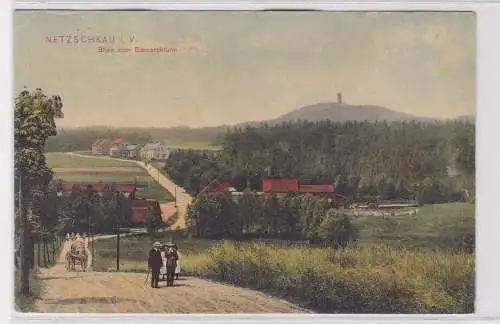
(165, 120), (475, 203)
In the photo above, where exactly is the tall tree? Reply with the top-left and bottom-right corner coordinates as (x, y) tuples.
(14, 88), (63, 295)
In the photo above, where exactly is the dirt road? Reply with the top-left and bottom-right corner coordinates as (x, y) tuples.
(143, 163), (191, 229)
(35, 239), (309, 313)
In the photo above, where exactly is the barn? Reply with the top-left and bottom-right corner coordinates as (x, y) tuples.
(197, 178), (349, 208)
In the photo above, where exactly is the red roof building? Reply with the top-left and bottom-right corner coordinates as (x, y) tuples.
(131, 206), (148, 223)
(197, 179), (232, 196)
(110, 138), (126, 157)
(130, 200), (162, 225)
(91, 139), (103, 155)
(91, 138), (111, 155)
(114, 184), (136, 193)
(298, 184), (334, 193)
(262, 178), (335, 194)
(262, 178), (299, 193)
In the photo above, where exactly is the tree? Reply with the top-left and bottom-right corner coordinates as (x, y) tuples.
(317, 210), (357, 249)
(145, 203), (158, 233)
(116, 193), (133, 227)
(237, 189), (261, 234)
(261, 193), (280, 236)
(14, 88), (63, 296)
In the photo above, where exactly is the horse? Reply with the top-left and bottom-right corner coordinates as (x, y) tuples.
(78, 249), (88, 272)
(65, 249), (76, 271)
(66, 241), (88, 272)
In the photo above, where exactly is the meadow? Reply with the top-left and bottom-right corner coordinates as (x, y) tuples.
(46, 153), (174, 202)
(45, 152), (138, 168)
(92, 202), (475, 314)
(350, 203), (475, 251)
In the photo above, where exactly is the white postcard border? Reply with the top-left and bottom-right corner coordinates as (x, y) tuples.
(2, 1), (499, 323)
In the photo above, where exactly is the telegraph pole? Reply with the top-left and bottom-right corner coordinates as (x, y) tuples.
(86, 201), (95, 266)
(86, 202), (91, 264)
(116, 190), (120, 271)
(91, 217), (95, 266)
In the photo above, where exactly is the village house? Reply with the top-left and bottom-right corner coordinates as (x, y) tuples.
(196, 178), (348, 207)
(109, 138), (125, 157)
(121, 144), (144, 160)
(139, 141), (170, 160)
(91, 139), (111, 155)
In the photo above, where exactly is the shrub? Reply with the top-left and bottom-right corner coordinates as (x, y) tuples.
(183, 241), (473, 314)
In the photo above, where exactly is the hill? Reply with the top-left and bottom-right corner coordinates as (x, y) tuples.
(245, 102), (427, 126)
(45, 103), (473, 153)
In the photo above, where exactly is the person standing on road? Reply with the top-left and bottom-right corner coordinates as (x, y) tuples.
(164, 242), (179, 287)
(174, 246), (181, 280)
(160, 244), (168, 281)
(148, 241), (163, 288)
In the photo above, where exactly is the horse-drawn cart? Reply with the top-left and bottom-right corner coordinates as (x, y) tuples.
(65, 241), (88, 272)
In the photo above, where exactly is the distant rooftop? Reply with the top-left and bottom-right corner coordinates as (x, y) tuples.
(141, 141), (165, 151)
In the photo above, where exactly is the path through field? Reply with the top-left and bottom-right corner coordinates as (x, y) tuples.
(143, 163), (191, 229)
(35, 238), (309, 313)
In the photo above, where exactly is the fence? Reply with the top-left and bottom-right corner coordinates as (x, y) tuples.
(34, 235), (66, 268)
(14, 234), (66, 271)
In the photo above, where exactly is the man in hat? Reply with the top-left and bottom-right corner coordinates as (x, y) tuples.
(148, 241), (163, 288)
(164, 242), (179, 287)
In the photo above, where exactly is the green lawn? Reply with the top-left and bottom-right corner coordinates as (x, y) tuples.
(52, 171), (149, 182)
(46, 152), (138, 168)
(351, 203), (475, 251)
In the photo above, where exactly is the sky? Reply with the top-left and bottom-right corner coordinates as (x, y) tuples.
(13, 11), (476, 128)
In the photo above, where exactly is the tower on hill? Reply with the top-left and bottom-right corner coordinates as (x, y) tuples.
(337, 92), (343, 104)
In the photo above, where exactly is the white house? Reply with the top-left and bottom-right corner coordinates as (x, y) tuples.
(139, 141), (170, 160)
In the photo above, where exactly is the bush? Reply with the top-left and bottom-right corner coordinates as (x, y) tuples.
(182, 241), (474, 314)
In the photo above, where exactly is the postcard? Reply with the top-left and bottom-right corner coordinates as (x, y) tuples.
(13, 10), (475, 314)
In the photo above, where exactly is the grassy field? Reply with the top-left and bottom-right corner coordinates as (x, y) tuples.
(46, 152), (138, 168)
(92, 202), (475, 313)
(53, 172), (173, 202)
(46, 153), (174, 202)
(351, 203), (475, 251)
(52, 171), (148, 182)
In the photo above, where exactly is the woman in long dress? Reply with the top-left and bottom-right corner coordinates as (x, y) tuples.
(174, 249), (181, 279)
(160, 245), (167, 281)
